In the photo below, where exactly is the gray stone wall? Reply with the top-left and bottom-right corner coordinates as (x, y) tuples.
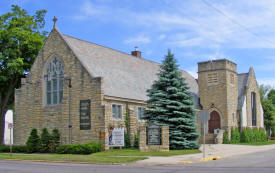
(198, 59), (238, 130)
(14, 29), (105, 145)
(245, 68), (263, 128)
(102, 97), (147, 150)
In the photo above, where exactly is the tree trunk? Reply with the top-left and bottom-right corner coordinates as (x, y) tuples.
(0, 110), (6, 145)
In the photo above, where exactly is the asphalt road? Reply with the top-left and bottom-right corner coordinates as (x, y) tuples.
(0, 149), (275, 173)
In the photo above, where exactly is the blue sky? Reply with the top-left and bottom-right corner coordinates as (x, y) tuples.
(1, 0), (275, 86)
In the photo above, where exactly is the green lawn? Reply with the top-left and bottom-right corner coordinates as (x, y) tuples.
(0, 153), (147, 164)
(233, 140), (275, 146)
(0, 149), (200, 164)
(93, 149), (201, 157)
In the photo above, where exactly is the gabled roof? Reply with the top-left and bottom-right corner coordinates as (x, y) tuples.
(56, 29), (199, 107)
(237, 73), (249, 110)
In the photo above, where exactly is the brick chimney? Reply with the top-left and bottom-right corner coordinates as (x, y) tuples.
(131, 46), (141, 58)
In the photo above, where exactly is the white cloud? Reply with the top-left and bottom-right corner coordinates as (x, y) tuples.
(158, 34), (166, 40)
(186, 66), (198, 79)
(73, 0), (275, 49)
(258, 78), (275, 88)
(124, 35), (151, 45)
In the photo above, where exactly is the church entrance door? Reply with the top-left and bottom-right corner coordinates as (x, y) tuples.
(208, 111), (220, 133)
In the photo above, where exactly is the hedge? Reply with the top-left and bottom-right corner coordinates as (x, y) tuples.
(56, 142), (103, 154)
(0, 145), (27, 153)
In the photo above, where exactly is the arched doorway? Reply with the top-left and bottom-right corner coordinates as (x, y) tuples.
(208, 111), (221, 133)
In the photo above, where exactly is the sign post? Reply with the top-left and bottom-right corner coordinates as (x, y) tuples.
(199, 110), (210, 159)
(8, 123), (13, 158)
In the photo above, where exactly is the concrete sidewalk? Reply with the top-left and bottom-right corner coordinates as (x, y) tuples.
(131, 144), (275, 166)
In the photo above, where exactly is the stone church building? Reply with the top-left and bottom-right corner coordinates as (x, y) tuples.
(14, 21), (264, 147)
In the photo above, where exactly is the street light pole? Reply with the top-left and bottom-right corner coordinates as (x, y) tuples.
(65, 77), (72, 144)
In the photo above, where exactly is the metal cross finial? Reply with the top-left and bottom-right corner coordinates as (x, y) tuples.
(53, 16), (58, 28)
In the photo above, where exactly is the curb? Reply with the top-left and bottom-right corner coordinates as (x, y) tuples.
(199, 156), (223, 162)
(176, 161), (193, 165)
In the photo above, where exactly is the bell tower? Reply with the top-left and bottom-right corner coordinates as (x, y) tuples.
(198, 59), (238, 132)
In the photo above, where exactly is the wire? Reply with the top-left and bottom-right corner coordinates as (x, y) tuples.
(201, 0), (275, 46)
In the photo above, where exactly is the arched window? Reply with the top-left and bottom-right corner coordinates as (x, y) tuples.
(251, 92), (257, 126)
(45, 57), (64, 105)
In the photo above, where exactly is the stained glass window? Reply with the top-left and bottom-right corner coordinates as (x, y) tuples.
(46, 57), (64, 105)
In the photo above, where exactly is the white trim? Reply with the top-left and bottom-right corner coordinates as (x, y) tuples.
(241, 96), (247, 127)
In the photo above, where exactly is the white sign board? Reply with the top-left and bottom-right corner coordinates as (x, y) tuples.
(199, 110), (210, 124)
(8, 123), (13, 129)
(108, 128), (124, 147)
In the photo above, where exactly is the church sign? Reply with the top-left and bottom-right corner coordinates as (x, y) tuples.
(79, 99), (91, 130)
(147, 125), (161, 145)
(108, 128), (124, 147)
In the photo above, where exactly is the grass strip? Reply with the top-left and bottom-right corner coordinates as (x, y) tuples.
(93, 149), (201, 157)
(0, 153), (147, 164)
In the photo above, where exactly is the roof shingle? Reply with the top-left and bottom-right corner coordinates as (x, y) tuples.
(60, 33), (199, 107)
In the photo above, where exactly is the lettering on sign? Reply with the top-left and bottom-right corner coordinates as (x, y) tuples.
(108, 128), (124, 147)
(147, 125), (161, 145)
(79, 99), (91, 130)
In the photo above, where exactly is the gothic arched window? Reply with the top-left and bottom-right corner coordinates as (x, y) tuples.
(45, 57), (64, 105)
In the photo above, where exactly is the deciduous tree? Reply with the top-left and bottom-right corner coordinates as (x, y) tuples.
(0, 5), (47, 144)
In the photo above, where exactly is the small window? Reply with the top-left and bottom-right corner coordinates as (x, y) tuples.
(112, 104), (122, 119)
(230, 74), (234, 84)
(138, 107), (145, 120)
(232, 113), (234, 124)
(207, 73), (218, 84)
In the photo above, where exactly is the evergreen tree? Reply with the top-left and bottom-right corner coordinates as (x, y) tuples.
(144, 50), (199, 149)
(26, 128), (40, 153)
(52, 128), (61, 146)
(49, 128), (61, 153)
(40, 128), (52, 153)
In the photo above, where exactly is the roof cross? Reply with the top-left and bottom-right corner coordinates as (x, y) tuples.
(53, 16), (58, 28)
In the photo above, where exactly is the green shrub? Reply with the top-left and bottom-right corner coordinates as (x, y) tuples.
(0, 145), (10, 152)
(134, 133), (139, 148)
(0, 145), (27, 153)
(252, 128), (260, 142)
(223, 131), (230, 144)
(240, 128), (268, 143)
(259, 128), (268, 141)
(56, 142), (102, 154)
(246, 128), (253, 143)
(40, 128), (52, 153)
(47, 128), (61, 153)
(124, 133), (131, 148)
(52, 128), (61, 146)
(26, 128), (40, 153)
(13, 145), (28, 153)
(271, 127), (275, 137)
(240, 128), (249, 143)
(230, 128), (240, 144)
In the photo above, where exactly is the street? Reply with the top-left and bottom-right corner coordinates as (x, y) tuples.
(0, 149), (275, 173)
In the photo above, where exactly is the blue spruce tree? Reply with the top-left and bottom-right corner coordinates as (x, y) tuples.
(145, 50), (199, 149)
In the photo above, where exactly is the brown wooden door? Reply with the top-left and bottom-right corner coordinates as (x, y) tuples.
(208, 111), (221, 133)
